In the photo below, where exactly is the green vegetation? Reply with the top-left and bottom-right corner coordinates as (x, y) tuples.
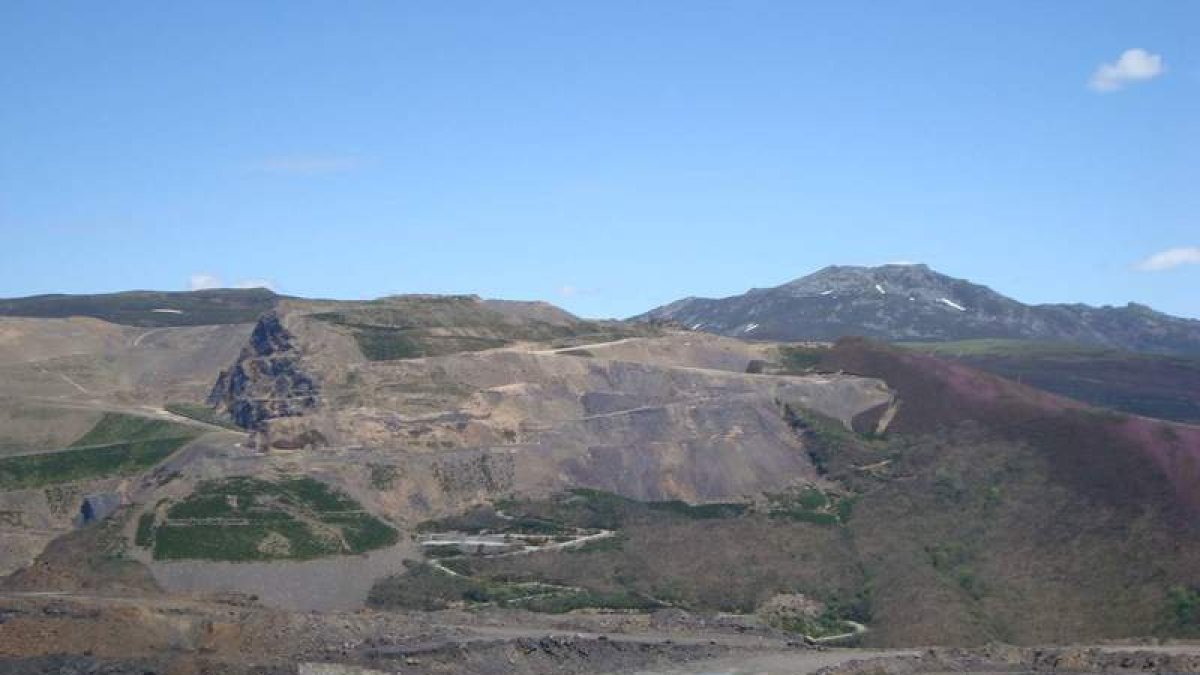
(781, 405), (894, 492)
(367, 561), (663, 613)
(898, 338), (1113, 358)
(145, 476), (398, 561)
(404, 489), (868, 619)
(310, 295), (659, 361)
(1168, 585), (1200, 632)
(314, 312), (505, 360)
(926, 541), (985, 600)
(0, 439), (191, 489)
(70, 413), (197, 447)
(559, 489), (746, 525)
(418, 505), (573, 536)
(765, 488), (847, 526)
(0, 413), (199, 489)
(134, 511), (157, 547)
(163, 403), (241, 430)
(646, 499), (749, 519)
(514, 588), (661, 613)
(471, 489), (752, 535)
(777, 345), (831, 373)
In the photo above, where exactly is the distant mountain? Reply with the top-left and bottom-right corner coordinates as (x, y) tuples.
(0, 288), (279, 327)
(635, 264), (1200, 356)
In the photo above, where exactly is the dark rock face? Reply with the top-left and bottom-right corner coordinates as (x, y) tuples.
(636, 264), (1200, 356)
(207, 312), (320, 430)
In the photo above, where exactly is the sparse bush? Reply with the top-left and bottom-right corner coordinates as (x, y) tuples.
(1169, 585), (1200, 631)
(368, 463), (399, 490)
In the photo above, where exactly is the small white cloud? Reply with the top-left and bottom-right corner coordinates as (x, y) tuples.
(234, 279), (276, 291)
(189, 273), (222, 290)
(1136, 247), (1200, 271)
(252, 155), (363, 175)
(557, 285), (600, 299)
(1089, 48), (1165, 92)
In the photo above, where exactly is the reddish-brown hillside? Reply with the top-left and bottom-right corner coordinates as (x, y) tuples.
(823, 337), (1200, 516)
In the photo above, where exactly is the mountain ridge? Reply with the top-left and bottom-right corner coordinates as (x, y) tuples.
(635, 263), (1200, 356)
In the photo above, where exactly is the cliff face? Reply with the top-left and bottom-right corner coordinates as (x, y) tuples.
(207, 312), (320, 430)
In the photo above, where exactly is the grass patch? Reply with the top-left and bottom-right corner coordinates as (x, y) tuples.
(70, 413), (196, 448)
(147, 476), (398, 561)
(0, 415), (199, 489)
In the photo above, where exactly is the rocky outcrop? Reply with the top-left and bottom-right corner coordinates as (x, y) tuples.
(208, 312), (320, 430)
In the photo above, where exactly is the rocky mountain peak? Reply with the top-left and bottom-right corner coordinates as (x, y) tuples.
(635, 264), (1200, 355)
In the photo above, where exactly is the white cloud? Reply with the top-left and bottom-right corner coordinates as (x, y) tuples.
(1136, 247), (1200, 272)
(252, 155), (363, 175)
(558, 285), (578, 298)
(234, 279), (275, 291)
(1089, 48), (1165, 92)
(189, 273), (222, 290)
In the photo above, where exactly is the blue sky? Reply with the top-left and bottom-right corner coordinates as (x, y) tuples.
(1, 2), (1197, 318)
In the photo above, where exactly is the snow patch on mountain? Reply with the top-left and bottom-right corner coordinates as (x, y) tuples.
(938, 298), (967, 312)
